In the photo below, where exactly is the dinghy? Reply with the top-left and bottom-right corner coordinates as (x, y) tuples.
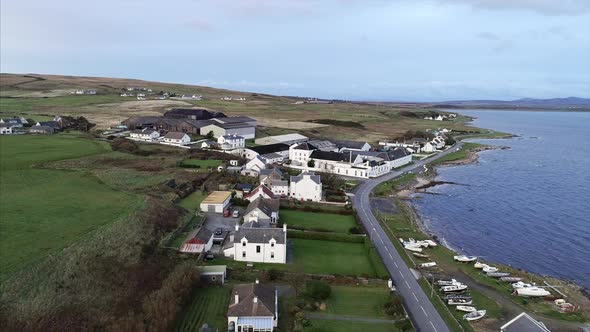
(486, 272), (510, 278)
(420, 262), (437, 268)
(500, 277), (522, 282)
(404, 245), (423, 253)
(454, 255), (478, 263)
(511, 281), (532, 289)
(482, 265), (499, 273)
(413, 253), (429, 258)
(456, 306), (477, 312)
(448, 298), (473, 305)
(463, 310), (486, 321)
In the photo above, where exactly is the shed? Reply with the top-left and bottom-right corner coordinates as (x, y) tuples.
(200, 191), (232, 213)
(197, 265), (227, 285)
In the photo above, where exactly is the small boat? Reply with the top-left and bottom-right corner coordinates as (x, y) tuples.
(463, 310), (486, 321)
(456, 305), (477, 312)
(413, 253), (430, 258)
(511, 281), (532, 289)
(420, 262), (437, 268)
(437, 279), (460, 286)
(454, 255), (478, 263)
(482, 265), (499, 273)
(500, 277), (523, 282)
(404, 245), (423, 253)
(444, 294), (472, 301)
(422, 239), (438, 247)
(448, 298), (473, 305)
(515, 287), (551, 297)
(474, 261), (486, 269)
(441, 284), (468, 293)
(486, 272), (510, 278)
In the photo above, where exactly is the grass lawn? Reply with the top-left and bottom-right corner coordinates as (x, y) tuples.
(174, 286), (230, 332)
(291, 239), (376, 276)
(320, 286), (390, 318)
(0, 134), (140, 279)
(430, 142), (482, 166)
(177, 190), (207, 211)
(304, 319), (398, 332)
(180, 159), (222, 168)
(281, 210), (356, 234)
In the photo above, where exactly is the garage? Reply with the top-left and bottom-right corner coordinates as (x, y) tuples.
(200, 191), (232, 213)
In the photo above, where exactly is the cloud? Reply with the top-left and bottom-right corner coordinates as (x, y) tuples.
(437, 0), (590, 16)
(184, 18), (215, 31)
(477, 32), (500, 40)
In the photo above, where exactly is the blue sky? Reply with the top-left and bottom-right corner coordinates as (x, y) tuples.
(1, 0), (589, 101)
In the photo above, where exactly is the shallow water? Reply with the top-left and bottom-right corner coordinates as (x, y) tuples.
(412, 110), (590, 288)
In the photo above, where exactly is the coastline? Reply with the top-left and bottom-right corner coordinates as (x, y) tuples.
(393, 141), (590, 327)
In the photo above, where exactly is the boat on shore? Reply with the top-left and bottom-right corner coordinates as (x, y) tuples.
(515, 286), (551, 297)
(511, 281), (532, 289)
(448, 298), (473, 305)
(500, 277), (523, 282)
(437, 279), (460, 286)
(413, 253), (429, 258)
(404, 245), (423, 253)
(420, 262), (437, 268)
(456, 306), (477, 312)
(463, 310), (486, 321)
(474, 261), (486, 269)
(441, 284), (468, 292)
(482, 265), (499, 273)
(486, 272), (510, 278)
(444, 294), (472, 301)
(454, 255), (478, 263)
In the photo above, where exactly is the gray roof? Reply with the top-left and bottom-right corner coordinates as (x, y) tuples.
(244, 198), (280, 217)
(333, 139), (368, 150)
(388, 147), (411, 159)
(213, 116), (256, 124)
(30, 125), (54, 133)
(196, 228), (213, 242)
(309, 150), (350, 162)
(292, 142), (318, 150)
(249, 143), (290, 155)
(165, 131), (188, 140)
(235, 226), (285, 244)
(290, 172), (321, 185)
(207, 122), (253, 129)
(308, 140), (337, 151)
(222, 134), (244, 139)
(37, 121), (59, 128)
(271, 180), (288, 187)
(227, 283), (276, 317)
(501, 313), (551, 332)
(259, 168), (283, 177)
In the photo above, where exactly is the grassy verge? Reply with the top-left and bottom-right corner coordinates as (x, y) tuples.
(305, 319), (398, 332)
(429, 142), (482, 166)
(281, 210), (356, 234)
(374, 173), (417, 196)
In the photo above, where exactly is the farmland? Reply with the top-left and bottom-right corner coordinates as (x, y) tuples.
(280, 210), (356, 233)
(0, 134), (140, 279)
(174, 286), (230, 332)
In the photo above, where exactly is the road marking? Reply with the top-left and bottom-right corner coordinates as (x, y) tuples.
(394, 262), (398, 268)
(421, 305), (428, 316)
(430, 321), (439, 332)
(405, 280), (410, 288)
(412, 292), (419, 301)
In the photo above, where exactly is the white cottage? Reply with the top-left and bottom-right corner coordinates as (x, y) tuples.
(163, 132), (191, 146)
(224, 224), (287, 264)
(227, 281), (278, 332)
(130, 129), (160, 141)
(218, 134), (245, 150)
(289, 172), (322, 202)
(243, 198), (280, 227)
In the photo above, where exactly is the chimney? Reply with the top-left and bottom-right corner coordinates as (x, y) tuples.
(255, 279), (259, 284)
(253, 296), (258, 303)
(235, 293), (239, 304)
(283, 224), (287, 233)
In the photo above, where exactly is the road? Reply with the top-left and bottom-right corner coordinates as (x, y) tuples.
(352, 142), (464, 332)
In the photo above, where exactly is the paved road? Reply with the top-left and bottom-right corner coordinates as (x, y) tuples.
(352, 142), (464, 332)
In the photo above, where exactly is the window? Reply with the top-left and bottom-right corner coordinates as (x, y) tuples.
(256, 245), (261, 253)
(242, 251), (246, 258)
(242, 241), (246, 247)
(271, 242), (275, 247)
(271, 252), (275, 259)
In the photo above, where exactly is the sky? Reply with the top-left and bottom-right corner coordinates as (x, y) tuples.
(1, 0), (589, 101)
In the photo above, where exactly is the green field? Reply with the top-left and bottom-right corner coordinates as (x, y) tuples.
(320, 286), (390, 318)
(430, 142), (482, 166)
(304, 319), (398, 332)
(174, 286), (230, 332)
(0, 134), (139, 279)
(177, 190), (207, 211)
(281, 210), (356, 233)
(291, 239), (376, 276)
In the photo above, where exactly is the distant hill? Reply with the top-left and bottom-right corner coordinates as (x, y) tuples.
(435, 97), (590, 110)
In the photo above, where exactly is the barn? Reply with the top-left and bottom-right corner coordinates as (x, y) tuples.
(200, 191), (232, 213)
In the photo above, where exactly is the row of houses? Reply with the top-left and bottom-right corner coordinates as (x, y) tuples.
(379, 134), (448, 153)
(1, 116), (69, 135)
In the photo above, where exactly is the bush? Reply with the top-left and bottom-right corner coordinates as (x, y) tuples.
(110, 137), (139, 153)
(307, 159), (315, 167)
(304, 280), (331, 301)
(326, 195), (346, 203)
(349, 226), (363, 234)
(267, 269), (284, 281)
(383, 295), (404, 318)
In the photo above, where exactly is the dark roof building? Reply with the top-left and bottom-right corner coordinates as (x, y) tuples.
(248, 143), (290, 155)
(121, 116), (163, 129)
(500, 312), (551, 332)
(291, 142), (318, 150)
(227, 282), (276, 317)
(29, 125), (54, 134)
(164, 108), (226, 120)
(164, 132), (189, 140)
(244, 198), (280, 221)
(333, 139), (370, 150)
(234, 226), (285, 244)
(309, 150), (351, 162)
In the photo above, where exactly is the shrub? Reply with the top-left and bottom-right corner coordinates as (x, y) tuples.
(349, 226), (363, 234)
(110, 137), (139, 153)
(304, 280), (331, 301)
(307, 159), (315, 167)
(383, 295), (404, 318)
(267, 269), (284, 281)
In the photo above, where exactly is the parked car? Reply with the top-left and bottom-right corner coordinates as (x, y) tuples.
(223, 209), (230, 217)
(204, 252), (215, 261)
(214, 228), (223, 236)
(232, 210), (240, 218)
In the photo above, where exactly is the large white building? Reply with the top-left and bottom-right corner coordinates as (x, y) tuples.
(218, 134), (245, 150)
(243, 143), (290, 161)
(255, 133), (308, 146)
(227, 281), (278, 332)
(129, 129), (160, 141)
(200, 191), (232, 213)
(290, 172), (322, 202)
(225, 224), (287, 264)
(162, 132), (191, 146)
(200, 122), (255, 139)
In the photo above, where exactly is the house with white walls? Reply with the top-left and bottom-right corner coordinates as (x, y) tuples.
(244, 184), (274, 201)
(290, 172), (322, 202)
(243, 198), (280, 227)
(289, 142), (318, 163)
(227, 281), (278, 332)
(179, 228), (213, 254)
(243, 143), (290, 161)
(0, 123), (16, 135)
(245, 156), (267, 173)
(224, 224), (287, 264)
(162, 132), (191, 146)
(218, 134), (245, 150)
(129, 129), (160, 141)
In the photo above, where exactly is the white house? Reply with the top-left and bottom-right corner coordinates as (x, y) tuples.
(218, 134), (245, 150)
(289, 142), (317, 164)
(302, 150), (390, 179)
(245, 156), (267, 173)
(290, 172), (322, 202)
(421, 142), (437, 153)
(129, 129), (160, 141)
(243, 198), (280, 227)
(162, 132), (191, 146)
(244, 184), (274, 201)
(243, 143), (290, 161)
(225, 224), (287, 264)
(200, 191), (232, 213)
(200, 140), (217, 149)
(386, 148), (413, 169)
(0, 123), (15, 135)
(227, 281), (278, 332)
(179, 228), (213, 254)
(435, 115), (444, 121)
(255, 133), (308, 146)
(500, 312), (550, 332)
(334, 140), (371, 152)
(0, 117), (27, 128)
(269, 180), (289, 198)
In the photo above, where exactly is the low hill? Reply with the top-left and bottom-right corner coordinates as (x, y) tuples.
(436, 97), (590, 110)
